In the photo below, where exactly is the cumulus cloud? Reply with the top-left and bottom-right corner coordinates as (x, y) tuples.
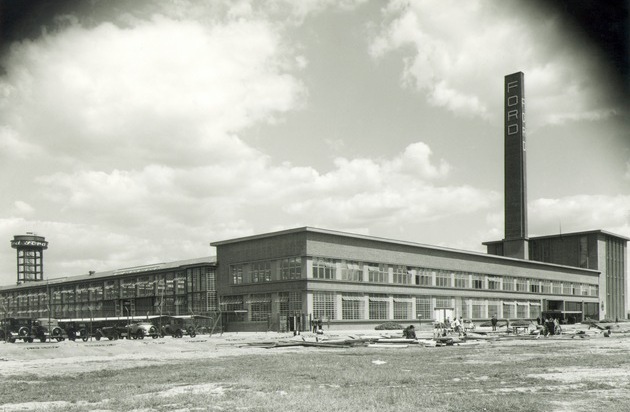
(0, 15), (305, 168)
(370, 0), (620, 129)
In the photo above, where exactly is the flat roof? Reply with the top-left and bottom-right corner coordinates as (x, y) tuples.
(483, 229), (630, 245)
(0, 256), (216, 291)
(211, 226), (600, 274)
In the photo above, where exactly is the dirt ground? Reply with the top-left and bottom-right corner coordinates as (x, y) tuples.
(1, 324), (629, 411)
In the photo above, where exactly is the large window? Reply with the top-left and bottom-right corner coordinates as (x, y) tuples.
(552, 282), (562, 294)
(435, 296), (452, 308)
(221, 295), (245, 322)
(541, 280), (551, 294)
(342, 294), (364, 320)
(280, 257), (302, 280)
(252, 261), (271, 283)
(392, 266), (409, 285)
(230, 265), (243, 285)
(313, 258), (336, 280)
(368, 264), (388, 283)
(488, 300), (500, 318)
(415, 269), (432, 286)
(516, 278), (527, 292)
(369, 294), (389, 320)
(415, 296), (431, 320)
(503, 302), (515, 318)
(503, 277), (515, 292)
(341, 261), (362, 282)
(313, 292), (336, 320)
(488, 277), (501, 290)
(393, 296), (412, 319)
(516, 302), (528, 319)
(472, 275), (484, 290)
(529, 279), (540, 293)
(278, 292), (302, 316)
(563, 283), (573, 295)
(249, 294), (271, 321)
(472, 300), (485, 319)
(454, 273), (468, 289)
(435, 271), (451, 288)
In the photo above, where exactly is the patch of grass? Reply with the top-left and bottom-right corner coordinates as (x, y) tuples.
(2, 339), (630, 411)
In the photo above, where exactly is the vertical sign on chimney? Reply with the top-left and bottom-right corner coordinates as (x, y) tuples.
(504, 72), (528, 258)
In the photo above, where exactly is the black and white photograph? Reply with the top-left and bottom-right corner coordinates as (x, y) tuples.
(0, 1), (628, 411)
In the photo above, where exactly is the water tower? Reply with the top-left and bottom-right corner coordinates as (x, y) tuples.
(11, 233), (48, 283)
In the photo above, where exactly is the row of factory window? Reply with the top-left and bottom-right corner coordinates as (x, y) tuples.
(218, 291), (597, 323)
(220, 291), (303, 322)
(311, 292), (598, 322)
(0, 267), (216, 311)
(229, 257), (598, 297)
(2, 292), (218, 319)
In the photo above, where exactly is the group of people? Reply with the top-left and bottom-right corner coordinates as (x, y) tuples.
(537, 316), (562, 336)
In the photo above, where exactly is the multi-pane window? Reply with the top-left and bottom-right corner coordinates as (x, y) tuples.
(121, 279), (136, 298)
(552, 282), (562, 294)
(503, 277), (515, 291)
(435, 271), (451, 288)
(137, 277), (153, 297)
(516, 303), (528, 319)
(541, 280), (552, 294)
(231, 265), (243, 284)
(563, 283), (573, 295)
(415, 269), (432, 286)
(529, 279), (540, 293)
(515, 278), (527, 292)
(104, 281), (118, 300)
(487, 300), (500, 318)
(488, 277), (501, 290)
(341, 261), (362, 282)
(589, 285), (598, 296)
(459, 298), (469, 319)
(280, 257), (302, 280)
(76, 285), (89, 302)
(393, 296), (412, 319)
(221, 295), (245, 321)
(435, 296), (452, 308)
(472, 300), (485, 319)
(392, 266), (409, 285)
(313, 258), (336, 280)
(175, 275), (186, 295)
(368, 294), (389, 320)
(503, 302), (516, 318)
(580, 284), (589, 296)
(368, 264), (388, 283)
(454, 273), (468, 289)
(341, 294), (364, 320)
(249, 294), (271, 321)
(278, 291), (302, 316)
(472, 275), (484, 289)
(313, 291), (336, 320)
(415, 296), (431, 320)
(252, 261), (271, 283)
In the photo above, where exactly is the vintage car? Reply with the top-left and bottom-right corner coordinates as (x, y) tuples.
(95, 325), (128, 340)
(31, 318), (67, 342)
(126, 322), (160, 339)
(161, 322), (197, 338)
(0, 318), (34, 343)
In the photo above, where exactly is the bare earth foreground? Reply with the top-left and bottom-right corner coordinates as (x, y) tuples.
(1, 325), (629, 412)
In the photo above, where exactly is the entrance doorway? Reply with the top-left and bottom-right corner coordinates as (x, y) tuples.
(434, 308), (454, 324)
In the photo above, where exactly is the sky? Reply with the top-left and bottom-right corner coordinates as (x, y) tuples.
(0, 0), (628, 286)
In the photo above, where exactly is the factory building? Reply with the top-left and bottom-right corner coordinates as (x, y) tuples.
(0, 72), (627, 331)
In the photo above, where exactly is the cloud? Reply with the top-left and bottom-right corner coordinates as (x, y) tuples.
(529, 195), (630, 238)
(369, 0), (621, 128)
(0, 15), (305, 168)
